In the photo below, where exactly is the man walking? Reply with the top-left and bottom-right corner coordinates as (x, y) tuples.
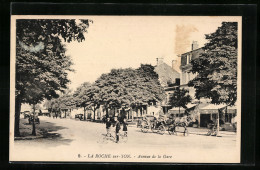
(105, 117), (112, 137)
(113, 116), (121, 143)
(122, 118), (128, 137)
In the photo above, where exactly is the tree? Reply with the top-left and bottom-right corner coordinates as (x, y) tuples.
(74, 82), (100, 121)
(188, 22), (237, 106)
(94, 64), (166, 117)
(15, 19), (92, 136)
(58, 90), (76, 118)
(168, 88), (192, 114)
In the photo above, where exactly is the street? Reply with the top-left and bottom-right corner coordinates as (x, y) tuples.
(12, 116), (240, 163)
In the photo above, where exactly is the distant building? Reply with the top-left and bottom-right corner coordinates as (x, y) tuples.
(154, 58), (181, 114)
(154, 58), (180, 87)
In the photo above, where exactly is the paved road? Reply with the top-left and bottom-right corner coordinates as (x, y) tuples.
(12, 116), (240, 163)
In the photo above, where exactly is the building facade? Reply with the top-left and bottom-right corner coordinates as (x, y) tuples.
(179, 41), (204, 101)
(178, 41), (237, 128)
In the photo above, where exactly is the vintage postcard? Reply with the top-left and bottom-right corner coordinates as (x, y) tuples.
(10, 15), (241, 163)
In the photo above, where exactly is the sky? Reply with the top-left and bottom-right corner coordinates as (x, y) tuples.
(63, 16), (240, 91)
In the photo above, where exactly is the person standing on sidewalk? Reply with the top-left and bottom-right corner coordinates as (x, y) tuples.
(122, 118), (128, 137)
(113, 116), (121, 143)
(105, 117), (112, 137)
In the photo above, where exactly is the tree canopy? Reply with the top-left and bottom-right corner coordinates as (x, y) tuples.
(168, 88), (192, 110)
(15, 19), (92, 136)
(94, 64), (166, 109)
(188, 22), (237, 106)
(16, 19), (92, 104)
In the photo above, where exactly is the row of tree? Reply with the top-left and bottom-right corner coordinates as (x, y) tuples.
(45, 64), (166, 121)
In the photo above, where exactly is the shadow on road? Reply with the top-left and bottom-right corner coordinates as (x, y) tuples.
(15, 117), (73, 147)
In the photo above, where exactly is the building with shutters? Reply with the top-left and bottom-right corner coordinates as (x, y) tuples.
(178, 41), (237, 129)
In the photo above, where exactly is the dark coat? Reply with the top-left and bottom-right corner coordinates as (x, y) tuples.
(122, 122), (128, 131)
(114, 121), (121, 133)
(106, 121), (111, 129)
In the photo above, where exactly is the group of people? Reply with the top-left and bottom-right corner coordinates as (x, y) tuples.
(105, 116), (128, 143)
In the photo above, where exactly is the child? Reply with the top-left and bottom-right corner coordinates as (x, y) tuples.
(105, 117), (112, 137)
(122, 118), (128, 137)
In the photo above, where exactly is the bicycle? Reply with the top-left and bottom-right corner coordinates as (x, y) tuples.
(97, 131), (128, 144)
(207, 123), (218, 136)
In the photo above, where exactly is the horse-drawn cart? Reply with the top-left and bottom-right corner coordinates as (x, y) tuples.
(140, 115), (166, 135)
(164, 114), (195, 136)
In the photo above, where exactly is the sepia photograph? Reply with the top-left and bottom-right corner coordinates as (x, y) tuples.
(10, 15), (241, 163)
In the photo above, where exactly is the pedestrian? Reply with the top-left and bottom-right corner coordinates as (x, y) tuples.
(106, 117), (112, 137)
(122, 118), (128, 137)
(113, 116), (121, 143)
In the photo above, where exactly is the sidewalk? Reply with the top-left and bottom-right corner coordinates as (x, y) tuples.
(187, 127), (237, 137)
(15, 117), (43, 140)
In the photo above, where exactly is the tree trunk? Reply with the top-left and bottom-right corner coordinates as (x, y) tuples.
(15, 95), (22, 137)
(216, 110), (220, 136)
(93, 106), (96, 121)
(32, 104), (36, 136)
(32, 118), (36, 136)
(83, 106), (86, 121)
(65, 110), (67, 118)
(105, 107), (108, 118)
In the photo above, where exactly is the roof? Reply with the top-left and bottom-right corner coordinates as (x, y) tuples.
(154, 62), (180, 87)
(186, 103), (197, 108)
(168, 107), (185, 114)
(227, 105), (237, 110)
(169, 107), (185, 111)
(179, 47), (203, 56)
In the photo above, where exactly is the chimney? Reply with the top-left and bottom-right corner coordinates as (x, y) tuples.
(156, 57), (164, 66)
(192, 41), (199, 51)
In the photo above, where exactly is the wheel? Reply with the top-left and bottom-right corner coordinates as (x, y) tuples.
(151, 126), (156, 133)
(168, 126), (175, 135)
(158, 125), (166, 135)
(206, 130), (211, 136)
(141, 125), (149, 133)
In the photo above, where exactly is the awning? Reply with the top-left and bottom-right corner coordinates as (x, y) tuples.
(199, 104), (226, 114)
(226, 105), (237, 114)
(168, 107), (185, 114)
(161, 105), (172, 107)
